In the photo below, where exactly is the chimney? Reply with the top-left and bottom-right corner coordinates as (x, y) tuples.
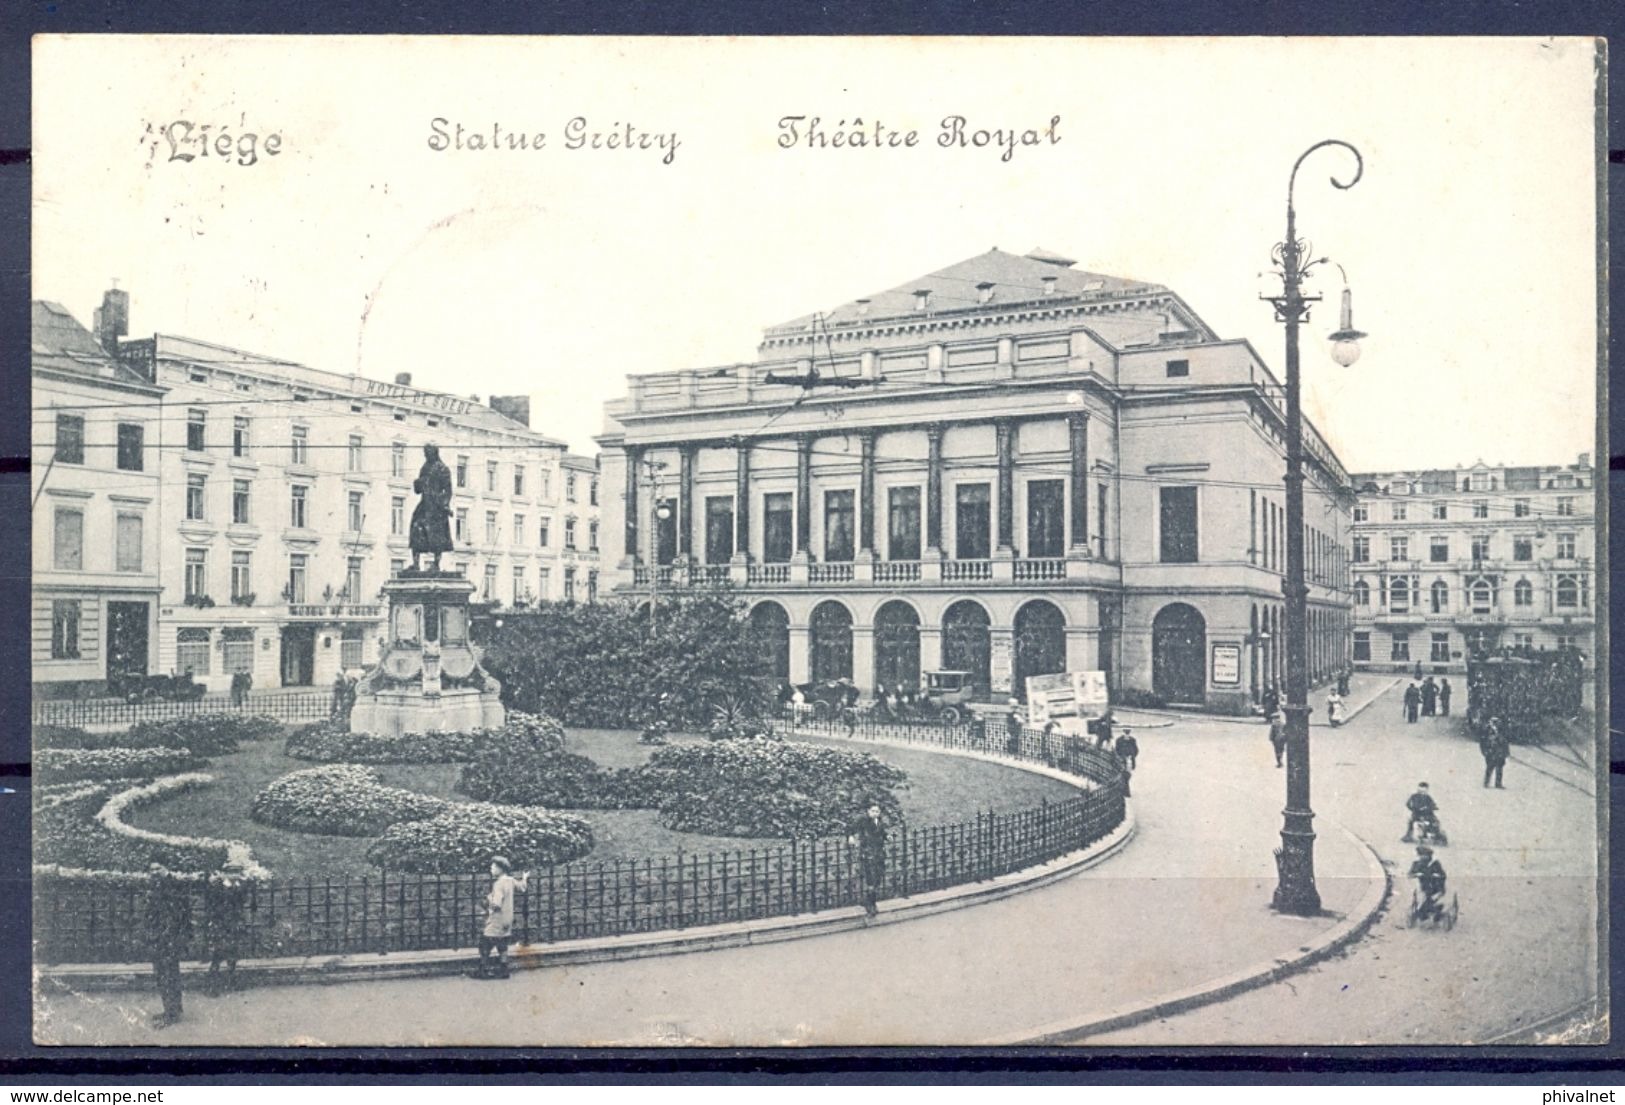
(855, 298), (870, 317)
(490, 395), (532, 428)
(1578, 451), (1591, 468)
(913, 289), (931, 312)
(94, 284), (129, 356)
(1041, 275), (1058, 296)
(394, 372), (413, 386)
(976, 281), (996, 305)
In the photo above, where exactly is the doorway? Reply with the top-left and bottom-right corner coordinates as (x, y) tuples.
(105, 601), (150, 683)
(280, 625), (316, 686)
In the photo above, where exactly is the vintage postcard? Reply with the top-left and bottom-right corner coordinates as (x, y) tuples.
(29, 35), (1606, 1047)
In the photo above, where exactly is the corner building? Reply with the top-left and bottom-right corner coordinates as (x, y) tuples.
(600, 249), (1353, 713)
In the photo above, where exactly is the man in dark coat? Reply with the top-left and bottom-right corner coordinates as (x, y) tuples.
(1114, 729), (1139, 770)
(1262, 684), (1280, 721)
(146, 865), (192, 1028)
(846, 804), (889, 919)
(1439, 677), (1453, 717)
(1480, 718), (1509, 789)
(204, 861), (249, 993)
(409, 443), (455, 571)
(1421, 676), (1438, 717)
(1403, 681), (1421, 724)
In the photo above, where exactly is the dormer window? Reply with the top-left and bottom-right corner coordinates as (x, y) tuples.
(913, 289), (931, 312)
(1041, 275), (1058, 296)
(976, 282), (995, 305)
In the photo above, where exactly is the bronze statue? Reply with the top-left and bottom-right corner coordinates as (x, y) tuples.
(409, 443), (454, 569)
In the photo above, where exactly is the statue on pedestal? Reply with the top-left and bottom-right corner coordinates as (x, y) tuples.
(409, 444), (454, 571)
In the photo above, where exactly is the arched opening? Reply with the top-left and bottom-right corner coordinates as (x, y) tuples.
(1013, 600), (1066, 699)
(1153, 602), (1207, 705)
(809, 601), (854, 684)
(873, 601), (921, 694)
(749, 601), (791, 684)
(942, 600), (992, 695)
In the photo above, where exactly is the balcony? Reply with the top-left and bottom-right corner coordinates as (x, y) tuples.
(748, 563), (792, 585)
(809, 562), (855, 584)
(874, 560), (921, 583)
(1014, 557), (1065, 582)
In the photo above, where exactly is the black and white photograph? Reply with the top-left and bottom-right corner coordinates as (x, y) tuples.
(26, 35), (1605, 1048)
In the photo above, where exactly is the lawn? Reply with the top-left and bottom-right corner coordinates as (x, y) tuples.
(126, 726), (1083, 877)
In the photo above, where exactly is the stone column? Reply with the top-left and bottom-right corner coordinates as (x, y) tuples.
(990, 625), (1015, 696)
(678, 445), (695, 561)
(995, 419), (1015, 553)
(919, 625), (944, 672)
(734, 438), (751, 562)
(926, 423), (945, 553)
(796, 434), (813, 556)
(1068, 411), (1089, 551)
(852, 625), (876, 698)
(788, 624), (811, 684)
(859, 429), (877, 554)
(623, 444), (642, 560)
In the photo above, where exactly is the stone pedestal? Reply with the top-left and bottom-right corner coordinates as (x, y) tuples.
(350, 570), (505, 737)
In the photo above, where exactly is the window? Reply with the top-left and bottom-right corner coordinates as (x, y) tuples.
(117, 423), (144, 471)
(347, 435), (363, 471)
(567, 473), (578, 503)
(706, 496), (736, 564)
(1514, 498), (1530, 518)
(51, 507), (84, 570)
(1556, 576), (1585, 609)
(538, 516), (551, 548)
(537, 566), (551, 601)
(184, 548), (208, 600)
(1389, 576), (1411, 612)
(1514, 633), (1534, 651)
(1469, 578), (1494, 614)
(1158, 486), (1198, 563)
(290, 485), (309, 529)
(186, 474), (207, 521)
(764, 492), (794, 563)
(514, 466), (526, 497)
(486, 460), (498, 493)
(390, 558), (405, 578)
(1353, 505), (1368, 523)
(1353, 579), (1370, 606)
(176, 628), (210, 676)
(455, 508), (468, 542)
(115, 513), (143, 572)
(340, 625), (364, 669)
(1557, 497), (1575, 516)
(1432, 503), (1447, 520)
(1389, 536), (1408, 562)
(54, 412), (86, 465)
(513, 565), (526, 605)
(588, 521), (600, 552)
(1556, 533), (1577, 559)
(391, 442), (405, 479)
(564, 517), (577, 550)
(1026, 480), (1065, 558)
(1431, 633), (1451, 662)
(1557, 634), (1578, 651)
(1098, 483), (1109, 560)
(955, 484), (991, 560)
(456, 456), (469, 489)
(1471, 535), (1491, 562)
(1390, 633), (1410, 662)
(227, 479), (249, 525)
(346, 556), (363, 601)
(513, 514), (526, 546)
(1165, 358), (1189, 378)
(1472, 499), (1489, 519)
(233, 416), (250, 458)
(1430, 536), (1449, 563)
(288, 554), (308, 603)
(1513, 536), (1533, 561)
(1352, 630), (1370, 662)
(231, 551), (252, 601)
(1351, 535), (1370, 563)
(290, 425), (309, 465)
(563, 567), (576, 602)
(589, 478), (599, 506)
(1431, 579), (1449, 613)
(1514, 579), (1534, 607)
(391, 496), (405, 536)
(588, 570), (598, 602)
(887, 486), (922, 560)
(186, 408), (206, 452)
(223, 627), (255, 675)
(1391, 503), (1407, 521)
(1470, 472), (1490, 492)
(824, 490), (854, 563)
(540, 471), (552, 499)
(485, 511), (498, 545)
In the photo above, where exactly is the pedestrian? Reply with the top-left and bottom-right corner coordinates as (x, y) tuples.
(331, 671), (350, 719)
(1115, 728), (1139, 770)
(846, 803), (889, 920)
(1326, 688), (1345, 728)
(1403, 681), (1421, 724)
(146, 864), (192, 1029)
(1268, 709), (1287, 768)
(1262, 684), (1280, 722)
(1421, 676), (1438, 718)
(203, 860), (249, 994)
(1439, 677), (1453, 717)
(1480, 717), (1509, 789)
(228, 671), (244, 708)
(1006, 700), (1022, 756)
(1337, 669), (1351, 698)
(1414, 660), (1425, 681)
(1041, 720), (1058, 765)
(1093, 709), (1115, 750)
(475, 856), (529, 979)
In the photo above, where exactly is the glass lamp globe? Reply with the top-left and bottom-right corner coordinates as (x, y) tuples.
(1330, 338), (1363, 367)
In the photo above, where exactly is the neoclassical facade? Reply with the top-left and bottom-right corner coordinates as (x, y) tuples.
(1349, 456), (1596, 672)
(599, 248), (1354, 712)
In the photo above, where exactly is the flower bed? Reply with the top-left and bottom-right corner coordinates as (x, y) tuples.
(33, 773), (264, 876)
(35, 746), (206, 784)
(95, 773), (268, 877)
(286, 712), (566, 764)
(364, 802), (594, 873)
(251, 764), (452, 836)
(125, 713), (283, 754)
(642, 738), (908, 838)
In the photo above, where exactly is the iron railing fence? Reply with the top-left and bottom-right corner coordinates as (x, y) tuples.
(32, 691), (332, 729)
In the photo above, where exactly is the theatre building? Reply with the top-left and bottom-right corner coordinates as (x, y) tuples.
(599, 248), (1354, 713)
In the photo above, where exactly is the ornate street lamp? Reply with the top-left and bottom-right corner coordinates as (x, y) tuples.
(1262, 139), (1366, 916)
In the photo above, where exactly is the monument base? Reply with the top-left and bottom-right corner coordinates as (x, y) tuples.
(350, 687), (504, 738)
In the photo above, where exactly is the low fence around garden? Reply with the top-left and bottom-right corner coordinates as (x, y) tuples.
(32, 691), (332, 729)
(34, 714), (1127, 965)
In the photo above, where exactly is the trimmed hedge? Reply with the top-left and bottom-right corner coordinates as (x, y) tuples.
(33, 781), (228, 873)
(286, 712), (566, 764)
(35, 714), (281, 756)
(250, 764), (451, 836)
(35, 746), (206, 784)
(364, 803), (594, 873)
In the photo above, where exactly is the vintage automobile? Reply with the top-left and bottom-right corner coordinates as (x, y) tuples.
(871, 670), (979, 725)
(794, 678), (861, 722)
(108, 670), (208, 704)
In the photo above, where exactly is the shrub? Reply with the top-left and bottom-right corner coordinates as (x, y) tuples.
(364, 803), (594, 873)
(31, 725), (96, 749)
(32, 775), (250, 875)
(251, 764), (451, 836)
(94, 774), (267, 877)
(286, 711), (565, 764)
(456, 713), (624, 808)
(123, 714), (282, 755)
(35, 746), (206, 784)
(641, 738), (907, 839)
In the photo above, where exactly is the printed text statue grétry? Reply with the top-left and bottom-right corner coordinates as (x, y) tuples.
(409, 443), (455, 570)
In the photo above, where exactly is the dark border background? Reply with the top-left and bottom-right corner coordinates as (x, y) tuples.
(0, 0), (1620, 1082)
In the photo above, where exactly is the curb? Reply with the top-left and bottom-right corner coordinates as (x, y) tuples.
(979, 822), (1392, 1045)
(1121, 678), (1401, 731)
(40, 747), (1136, 993)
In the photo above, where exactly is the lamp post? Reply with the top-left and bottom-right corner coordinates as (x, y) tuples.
(642, 457), (670, 635)
(1262, 139), (1366, 916)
